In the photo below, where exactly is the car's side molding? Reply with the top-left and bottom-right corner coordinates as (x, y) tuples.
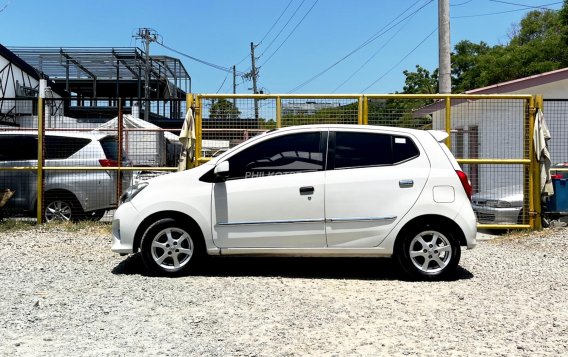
(216, 218), (325, 226)
(327, 216), (397, 223)
(216, 216), (397, 226)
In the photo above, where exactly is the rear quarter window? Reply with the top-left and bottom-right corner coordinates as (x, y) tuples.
(45, 136), (91, 159)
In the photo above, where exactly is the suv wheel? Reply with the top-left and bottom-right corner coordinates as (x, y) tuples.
(140, 218), (203, 276)
(396, 224), (461, 280)
(83, 210), (106, 221)
(44, 196), (79, 222)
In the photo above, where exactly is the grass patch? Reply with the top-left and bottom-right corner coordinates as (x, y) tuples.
(0, 219), (36, 232)
(0, 218), (111, 234)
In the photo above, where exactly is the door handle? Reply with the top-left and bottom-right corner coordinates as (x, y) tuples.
(299, 186), (315, 195)
(399, 179), (414, 188)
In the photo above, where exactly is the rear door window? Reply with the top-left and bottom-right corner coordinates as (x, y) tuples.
(333, 131), (419, 169)
(0, 135), (38, 161)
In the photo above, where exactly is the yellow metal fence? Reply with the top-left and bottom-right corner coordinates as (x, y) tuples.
(0, 94), (540, 229)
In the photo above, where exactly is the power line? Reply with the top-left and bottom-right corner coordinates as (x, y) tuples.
(259, 0), (307, 58)
(451, 0), (473, 6)
(158, 42), (247, 76)
(259, 0), (295, 45)
(216, 72), (229, 94)
(332, 13), (417, 93)
(361, 27), (438, 93)
(288, 0), (432, 93)
(488, 0), (562, 10)
(453, 1), (561, 18)
(260, 0), (319, 67)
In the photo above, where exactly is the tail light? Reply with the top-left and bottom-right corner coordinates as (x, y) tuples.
(551, 174), (562, 179)
(99, 159), (118, 167)
(456, 170), (472, 201)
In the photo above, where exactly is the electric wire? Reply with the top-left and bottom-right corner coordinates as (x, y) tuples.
(287, 0), (433, 93)
(158, 42), (247, 76)
(361, 27), (438, 93)
(259, 0), (307, 58)
(488, 0), (562, 10)
(332, 13), (416, 93)
(216, 72), (229, 94)
(453, 1), (561, 18)
(259, 0), (295, 45)
(451, 0), (474, 6)
(260, 0), (319, 67)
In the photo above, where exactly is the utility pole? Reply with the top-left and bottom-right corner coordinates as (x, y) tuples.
(233, 65), (237, 108)
(134, 28), (160, 120)
(438, 0), (451, 94)
(250, 42), (259, 120)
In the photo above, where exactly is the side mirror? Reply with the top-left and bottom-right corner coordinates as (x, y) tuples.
(213, 161), (230, 181)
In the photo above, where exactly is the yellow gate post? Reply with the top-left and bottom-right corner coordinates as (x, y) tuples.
(195, 95), (203, 164)
(531, 95), (544, 230)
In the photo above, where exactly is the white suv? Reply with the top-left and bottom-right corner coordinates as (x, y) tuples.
(112, 125), (476, 280)
(0, 131), (131, 221)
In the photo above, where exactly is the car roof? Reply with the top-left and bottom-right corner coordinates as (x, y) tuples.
(271, 124), (425, 134)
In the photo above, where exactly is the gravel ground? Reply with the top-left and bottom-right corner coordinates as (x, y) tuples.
(0, 224), (567, 356)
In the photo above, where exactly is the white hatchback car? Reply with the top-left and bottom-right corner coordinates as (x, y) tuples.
(112, 125), (476, 280)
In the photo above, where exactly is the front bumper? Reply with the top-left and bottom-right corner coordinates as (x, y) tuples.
(110, 202), (141, 254)
(472, 204), (522, 225)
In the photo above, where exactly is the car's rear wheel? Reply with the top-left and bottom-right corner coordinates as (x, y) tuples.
(396, 224), (461, 280)
(83, 209), (106, 221)
(140, 218), (203, 276)
(43, 195), (79, 222)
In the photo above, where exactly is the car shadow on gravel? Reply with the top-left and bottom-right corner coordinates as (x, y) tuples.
(112, 254), (474, 281)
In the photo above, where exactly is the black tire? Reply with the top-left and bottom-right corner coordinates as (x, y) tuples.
(140, 218), (203, 276)
(396, 223), (461, 280)
(517, 209), (525, 225)
(43, 194), (81, 222)
(82, 209), (106, 221)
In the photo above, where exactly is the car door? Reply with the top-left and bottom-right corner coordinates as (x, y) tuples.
(324, 130), (429, 248)
(212, 130), (327, 248)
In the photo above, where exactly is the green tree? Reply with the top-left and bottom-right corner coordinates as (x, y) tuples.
(209, 98), (241, 119)
(402, 65), (439, 94)
(403, 3), (568, 94)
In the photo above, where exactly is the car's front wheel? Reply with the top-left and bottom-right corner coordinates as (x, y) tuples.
(140, 218), (203, 276)
(396, 224), (461, 280)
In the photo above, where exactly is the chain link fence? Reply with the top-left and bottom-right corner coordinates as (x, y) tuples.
(1, 94), (543, 229)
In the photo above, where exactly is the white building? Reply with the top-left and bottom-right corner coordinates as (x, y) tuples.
(415, 68), (568, 192)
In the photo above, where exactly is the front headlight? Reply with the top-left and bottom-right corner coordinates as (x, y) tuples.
(120, 182), (149, 204)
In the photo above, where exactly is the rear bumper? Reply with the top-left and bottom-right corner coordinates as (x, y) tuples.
(455, 202), (477, 249)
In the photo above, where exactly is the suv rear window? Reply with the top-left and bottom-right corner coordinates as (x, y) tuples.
(99, 136), (123, 161)
(334, 131), (419, 169)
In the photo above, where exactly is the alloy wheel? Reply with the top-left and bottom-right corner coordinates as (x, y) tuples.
(408, 230), (452, 274)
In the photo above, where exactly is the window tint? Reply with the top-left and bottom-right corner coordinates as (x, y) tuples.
(45, 136), (91, 159)
(228, 132), (323, 179)
(334, 132), (419, 169)
(0, 135), (38, 161)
